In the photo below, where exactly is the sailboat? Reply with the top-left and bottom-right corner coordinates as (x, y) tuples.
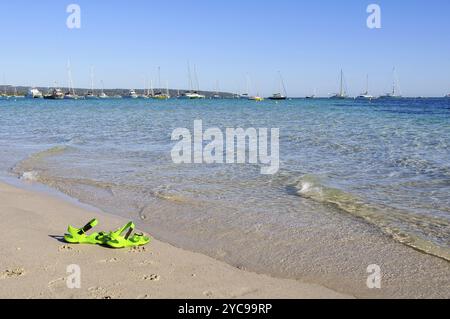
(124, 89), (139, 99)
(12, 87), (25, 99)
(65, 60), (81, 99)
(356, 74), (374, 100)
(0, 76), (8, 99)
(244, 74), (264, 101)
(180, 63), (205, 99)
(248, 95), (264, 101)
(212, 80), (221, 99)
(85, 66), (98, 99)
(330, 69), (348, 99)
(306, 88), (316, 99)
(138, 78), (150, 99)
(153, 67), (170, 99)
(98, 81), (109, 99)
(268, 72), (287, 100)
(379, 67), (402, 99)
(44, 83), (64, 99)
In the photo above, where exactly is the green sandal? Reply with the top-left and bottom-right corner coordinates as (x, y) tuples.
(64, 219), (109, 245)
(106, 222), (151, 248)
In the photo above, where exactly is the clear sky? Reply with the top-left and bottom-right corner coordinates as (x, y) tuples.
(1, 0), (449, 97)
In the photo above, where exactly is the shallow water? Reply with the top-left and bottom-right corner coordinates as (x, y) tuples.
(1, 97), (449, 276)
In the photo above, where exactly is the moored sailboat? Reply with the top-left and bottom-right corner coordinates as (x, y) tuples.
(152, 67), (170, 99)
(268, 72), (287, 100)
(379, 67), (402, 99)
(180, 63), (205, 99)
(330, 69), (348, 99)
(124, 89), (139, 99)
(356, 74), (374, 100)
(85, 66), (98, 99)
(98, 81), (109, 99)
(44, 84), (65, 100)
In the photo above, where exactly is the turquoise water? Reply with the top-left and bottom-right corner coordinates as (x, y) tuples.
(0, 97), (449, 273)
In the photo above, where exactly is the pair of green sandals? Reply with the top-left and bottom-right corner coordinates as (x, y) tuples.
(64, 219), (150, 248)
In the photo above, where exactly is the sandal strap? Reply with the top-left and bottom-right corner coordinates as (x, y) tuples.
(77, 219), (98, 235)
(125, 226), (134, 240)
(113, 222), (135, 239)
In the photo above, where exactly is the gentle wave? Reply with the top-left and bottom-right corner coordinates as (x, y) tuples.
(12, 145), (72, 175)
(292, 174), (450, 261)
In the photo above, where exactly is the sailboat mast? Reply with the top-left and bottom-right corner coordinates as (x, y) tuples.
(340, 70), (344, 96)
(392, 67), (400, 96)
(67, 60), (71, 93)
(246, 74), (250, 96)
(158, 66), (161, 91)
(279, 71), (287, 96)
(193, 64), (200, 92)
(90, 66), (95, 93)
(366, 74), (369, 95)
(187, 62), (193, 92)
(67, 59), (76, 95)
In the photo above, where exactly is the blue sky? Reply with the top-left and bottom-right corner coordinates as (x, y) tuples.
(1, 0), (449, 96)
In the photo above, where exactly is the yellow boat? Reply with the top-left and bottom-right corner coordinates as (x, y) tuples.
(249, 96), (264, 101)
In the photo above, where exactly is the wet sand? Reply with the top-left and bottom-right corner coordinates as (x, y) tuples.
(0, 182), (349, 299)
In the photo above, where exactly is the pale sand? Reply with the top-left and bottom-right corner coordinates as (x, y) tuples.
(0, 182), (350, 299)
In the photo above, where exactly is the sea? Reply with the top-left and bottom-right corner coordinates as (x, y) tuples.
(0, 97), (449, 293)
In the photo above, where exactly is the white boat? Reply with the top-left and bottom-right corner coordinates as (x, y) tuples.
(330, 70), (348, 99)
(181, 92), (206, 99)
(85, 91), (98, 99)
(64, 59), (81, 99)
(26, 88), (43, 99)
(379, 67), (402, 99)
(268, 72), (287, 100)
(124, 89), (139, 99)
(180, 62), (206, 99)
(97, 81), (109, 99)
(356, 75), (374, 100)
(138, 78), (150, 99)
(212, 80), (221, 99)
(85, 66), (98, 99)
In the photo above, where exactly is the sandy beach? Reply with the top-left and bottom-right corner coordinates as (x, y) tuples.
(0, 181), (350, 299)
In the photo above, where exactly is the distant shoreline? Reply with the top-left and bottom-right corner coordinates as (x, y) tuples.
(1, 86), (449, 99)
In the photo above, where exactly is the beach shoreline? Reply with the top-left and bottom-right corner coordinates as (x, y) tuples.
(0, 180), (351, 299)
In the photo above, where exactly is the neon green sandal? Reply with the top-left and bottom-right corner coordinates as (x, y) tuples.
(64, 219), (109, 245)
(106, 222), (151, 248)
